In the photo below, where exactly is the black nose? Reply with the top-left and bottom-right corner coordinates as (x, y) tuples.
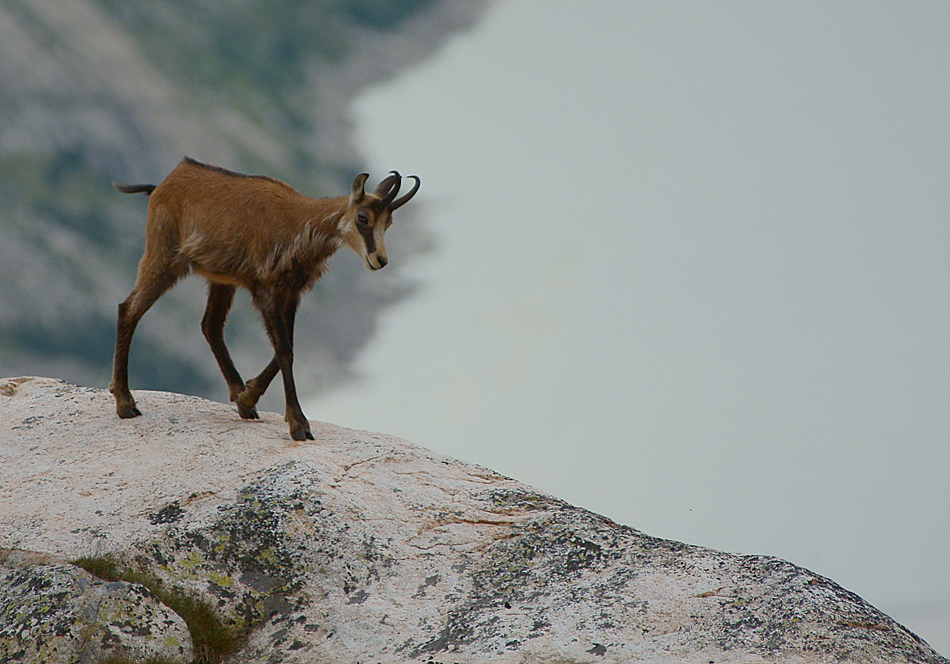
(377, 256), (388, 269)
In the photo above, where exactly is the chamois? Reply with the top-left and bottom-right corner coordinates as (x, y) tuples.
(110, 157), (420, 440)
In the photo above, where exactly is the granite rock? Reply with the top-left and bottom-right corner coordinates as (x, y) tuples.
(1, 377), (945, 664)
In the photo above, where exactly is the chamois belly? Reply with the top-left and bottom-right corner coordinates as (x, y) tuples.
(179, 231), (260, 288)
(193, 265), (247, 287)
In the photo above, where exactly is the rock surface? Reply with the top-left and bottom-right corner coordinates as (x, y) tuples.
(0, 552), (192, 663)
(0, 376), (945, 664)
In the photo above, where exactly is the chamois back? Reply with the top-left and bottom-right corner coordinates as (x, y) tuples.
(146, 158), (343, 288)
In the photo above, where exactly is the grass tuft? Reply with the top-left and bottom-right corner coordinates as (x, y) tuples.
(72, 555), (243, 664)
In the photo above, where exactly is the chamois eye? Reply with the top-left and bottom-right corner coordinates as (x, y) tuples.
(356, 211), (370, 225)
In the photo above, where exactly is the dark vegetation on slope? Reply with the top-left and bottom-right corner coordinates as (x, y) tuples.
(74, 553), (242, 664)
(0, 0), (466, 407)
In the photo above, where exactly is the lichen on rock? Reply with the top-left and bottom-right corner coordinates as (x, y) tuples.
(0, 561), (192, 663)
(0, 378), (946, 664)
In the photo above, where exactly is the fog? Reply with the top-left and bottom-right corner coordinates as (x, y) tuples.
(308, 1), (950, 652)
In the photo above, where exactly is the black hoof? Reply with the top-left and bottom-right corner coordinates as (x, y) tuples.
(237, 404), (260, 420)
(117, 405), (142, 419)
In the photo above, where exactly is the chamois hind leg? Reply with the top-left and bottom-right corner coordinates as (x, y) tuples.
(235, 296), (298, 418)
(252, 291), (311, 441)
(201, 283), (258, 419)
(110, 256), (183, 419)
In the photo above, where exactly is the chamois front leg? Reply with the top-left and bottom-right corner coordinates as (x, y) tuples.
(235, 298), (298, 419)
(255, 292), (312, 441)
(201, 283), (259, 419)
(235, 359), (277, 420)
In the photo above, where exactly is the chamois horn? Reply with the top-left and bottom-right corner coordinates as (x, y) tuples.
(375, 172), (402, 209)
(374, 171), (400, 196)
(389, 175), (420, 211)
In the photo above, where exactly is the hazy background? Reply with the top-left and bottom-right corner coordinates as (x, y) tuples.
(308, 0), (950, 654)
(0, 0), (485, 403)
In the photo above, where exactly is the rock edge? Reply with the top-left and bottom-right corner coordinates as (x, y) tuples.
(1, 377), (945, 664)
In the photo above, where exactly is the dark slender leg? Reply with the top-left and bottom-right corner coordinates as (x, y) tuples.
(201, 283), (259, 419)
(235, 297), (298, 417)
(111, 298), (145, 418)
(110, 269), (180, 418)
(253, 292), (311, 441)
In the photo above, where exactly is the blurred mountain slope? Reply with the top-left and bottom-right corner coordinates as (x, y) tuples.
(0, 0), (485, 409)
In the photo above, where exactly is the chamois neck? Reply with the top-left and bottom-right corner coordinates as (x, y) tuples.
(307, 195), (349, 237)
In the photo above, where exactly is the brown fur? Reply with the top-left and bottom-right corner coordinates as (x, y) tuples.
(110, 157), (420, 440)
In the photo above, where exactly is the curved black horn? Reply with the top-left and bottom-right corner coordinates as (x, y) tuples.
(374, 171), (400, 197)
(375, 172), (401, 209)
(389, 175), (420, 211)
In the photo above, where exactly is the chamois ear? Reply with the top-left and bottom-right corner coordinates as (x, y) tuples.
(350, 173), (370, 204)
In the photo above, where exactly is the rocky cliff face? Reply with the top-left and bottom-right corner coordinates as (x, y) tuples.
(0, 0), (484, 406)
(0, 377), (945, 664)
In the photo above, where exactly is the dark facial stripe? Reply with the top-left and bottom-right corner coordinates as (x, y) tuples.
(358, 221), (376, 253)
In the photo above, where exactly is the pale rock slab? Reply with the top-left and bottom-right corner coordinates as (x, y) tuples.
(0, 377), (945, 664)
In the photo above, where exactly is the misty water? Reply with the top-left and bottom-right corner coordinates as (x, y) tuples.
(308, 1), (950, 653)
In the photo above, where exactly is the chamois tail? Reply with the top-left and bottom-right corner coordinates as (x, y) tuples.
(113, 182), (157, 196)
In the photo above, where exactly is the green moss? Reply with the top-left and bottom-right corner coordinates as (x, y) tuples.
(73, 555), (122, 581)
(109, 485), (309, 657)
(177, 550), (206, 571)
(205, 571), (235, 590)
(72, 555), (243, 664)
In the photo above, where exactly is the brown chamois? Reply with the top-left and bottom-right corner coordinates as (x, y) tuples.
(110, 157), (420, 440)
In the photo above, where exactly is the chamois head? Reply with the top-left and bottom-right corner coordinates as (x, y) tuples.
(343, 171), (420, 271)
